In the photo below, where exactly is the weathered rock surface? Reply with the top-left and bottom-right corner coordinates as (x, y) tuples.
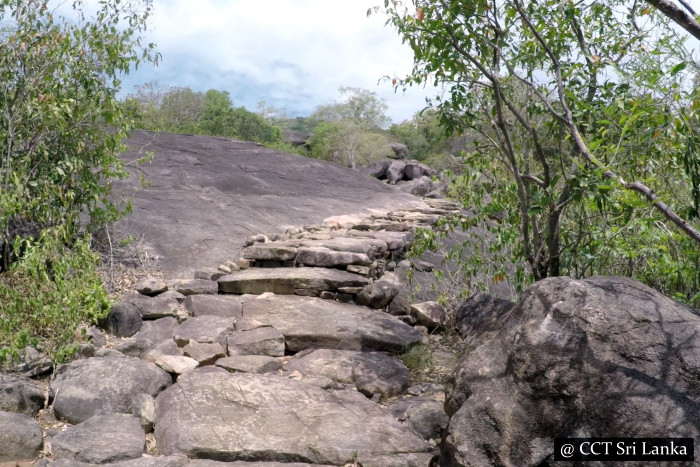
(387, 396), (449, 441)
(0, 374), (45, 416)
(386, 160), (407, 184)
(218, 267), (368, 295)
(51, 414), (145, 464)
(442, 276), (700, 466)
(410, 301), (447, 328)
(175, 279), (218, 296)
(357, 281), (400, 309)
(455, 291), (515, 339)
(172, 315), (234, 347)
(242, 243), (298, 262)
(187, 461), (332, 467)
(295, 246), (370, 268)
(131, 394), (155, 432)
(227, 327), (285, 357)
(155, 355), (199, 374)
(0, 411), (43, 462)
(103, 301), (143, 337)
(40, 456), (188, 466)
(121, 295), (180, 320)
(300, 237), (388, 259)
(215, 355), (283, 374)
(133, 317), (179, 353)
(136, 276), (168, 296)
(50, 356), (172, 424)
(242, 294), (426, 353)
(285, 349), (410, 398)
(154, 371), (430, 464)
(115, 131), (426, 277)
(184, 294), (242, 319)
(183, 341), (226, 365)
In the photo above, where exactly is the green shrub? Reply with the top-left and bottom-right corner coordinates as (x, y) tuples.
(0, 229), (109, 365)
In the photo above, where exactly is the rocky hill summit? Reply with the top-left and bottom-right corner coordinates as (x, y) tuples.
(1, 132), (698, 466)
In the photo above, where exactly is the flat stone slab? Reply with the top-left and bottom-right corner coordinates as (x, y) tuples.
(227, 327), (285, 357)
(242, 295), (426, 353)
(242, 243), (298, 261)
(52, 414), (145, 464)
(42, 456), (189, 466)
(347, 229), (414, 251)
(154, 372), (430, 464)
(285, 349), (410, 398)
(50, 356), (172, 424)
(215, 355), (283, 374)
(299, 237), (388, 259)
(218, 268), (368, 295)
(296, 246), (370, 268)
(172, 315), (235, 347)
(184, 295), (242, 319)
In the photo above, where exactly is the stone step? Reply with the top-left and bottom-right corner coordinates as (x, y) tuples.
(217, 267), (368, 295)
(241, 294), (426, 353)
(153, 371), (432, 465)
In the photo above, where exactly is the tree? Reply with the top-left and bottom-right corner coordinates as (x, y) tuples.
(308, 87), (394, 167)
(311, 87), (391, 129)
(389, 109), (454, 161)
(1, 0), (158, 237)
(0, 0), (158, 362)
(376, 1), (700, 302)
(309, 120), (392, 169)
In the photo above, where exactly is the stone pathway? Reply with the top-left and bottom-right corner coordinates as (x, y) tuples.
(0, 199), (461, 467)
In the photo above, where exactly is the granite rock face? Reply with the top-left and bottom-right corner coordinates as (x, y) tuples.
(154, 371), (430, 464)
(50, 356), (172, 424)
(442, 276), (700, 466)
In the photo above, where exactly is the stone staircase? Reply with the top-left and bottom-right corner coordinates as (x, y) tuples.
(1, 199), (463, 467)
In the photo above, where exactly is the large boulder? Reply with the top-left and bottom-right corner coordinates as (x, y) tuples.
(386, 160), (407, 185)
(389, 143), (408, 159)
(0, 411), (43, 462)
(442, 276), (700, 466)
(0, 373), (45, 416)
(154, 371), (431, 464)
(50, 356), (172, 424)
(241, 294), (426, 353)
(359, 159), (392, 179)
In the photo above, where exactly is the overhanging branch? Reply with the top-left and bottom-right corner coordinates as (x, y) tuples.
(646, 0), (700, 41)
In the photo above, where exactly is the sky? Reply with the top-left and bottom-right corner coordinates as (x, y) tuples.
(117, 0), (436, 124)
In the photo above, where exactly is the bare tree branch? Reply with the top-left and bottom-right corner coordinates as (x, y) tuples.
(646, 0), (700, 41)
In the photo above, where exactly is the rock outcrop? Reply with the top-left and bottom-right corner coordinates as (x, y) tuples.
(442, 276), (700, 466)
(1, 199), (463, 466)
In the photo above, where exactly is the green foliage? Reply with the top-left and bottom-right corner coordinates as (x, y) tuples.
(307, 88), (394, 168)
(389, 109), (452, 161)
(308, 120), (393, 169)
(311, 87), (391, 130)
(377, 0), (700, 305)
(125, 84), (282, 144)
(0, 0), (158, 242)
(0, 0), (156, 362)
(0, 228), (109, 365)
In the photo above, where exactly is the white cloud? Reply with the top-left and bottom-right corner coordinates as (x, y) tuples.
(118, 0), (436, 123)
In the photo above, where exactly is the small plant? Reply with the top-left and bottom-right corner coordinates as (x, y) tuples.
(0, 229), (109, 366)
(399, 343), (434, 378)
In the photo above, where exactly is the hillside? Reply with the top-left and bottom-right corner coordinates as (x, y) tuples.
(115, 130), (428, 277)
